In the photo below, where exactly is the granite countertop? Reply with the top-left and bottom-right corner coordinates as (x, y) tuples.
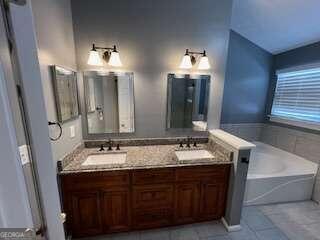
(60, 144), (232, 174)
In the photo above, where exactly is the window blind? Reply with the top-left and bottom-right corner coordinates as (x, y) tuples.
(271, 67), (320, 123)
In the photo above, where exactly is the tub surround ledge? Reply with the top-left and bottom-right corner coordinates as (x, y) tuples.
(209, 129), (256, 151)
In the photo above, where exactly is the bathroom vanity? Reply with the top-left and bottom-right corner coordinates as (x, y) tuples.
(59, 142), (232, 238)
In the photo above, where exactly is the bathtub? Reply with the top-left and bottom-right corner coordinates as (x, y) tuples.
(244, 141), (318, 206)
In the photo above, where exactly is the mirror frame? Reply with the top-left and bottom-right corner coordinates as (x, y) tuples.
(51, 65), (80, 123)
(82, 71), (135, 138)
(166, 73), (210, 131)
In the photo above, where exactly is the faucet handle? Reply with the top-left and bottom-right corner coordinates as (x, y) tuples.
(99, 144), (105, 151)
(107, 139), (113, 151)
(186, 136), (191, 148)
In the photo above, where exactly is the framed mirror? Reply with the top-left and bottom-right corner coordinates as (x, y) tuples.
(51, 65), (79, 123)
(166, 73), (210, 131)
(83, 71), (135, 134)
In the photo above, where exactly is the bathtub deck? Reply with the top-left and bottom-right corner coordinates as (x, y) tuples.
(78, 201), (320, 240)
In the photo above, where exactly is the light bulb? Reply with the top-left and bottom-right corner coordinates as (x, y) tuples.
(87, 50), (103, 66)
(198, 55), (210, 70)
(109, 51), (123, 67)
(179, 54), (192, 69)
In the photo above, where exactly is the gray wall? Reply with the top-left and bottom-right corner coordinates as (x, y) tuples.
(71, 0), (233, 139)
(221, 31), (273, 124)
(274, 41), (320, 69)
(31, 0), (82, 162)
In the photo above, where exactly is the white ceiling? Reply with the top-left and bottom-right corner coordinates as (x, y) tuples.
(231, 0), (320, 54)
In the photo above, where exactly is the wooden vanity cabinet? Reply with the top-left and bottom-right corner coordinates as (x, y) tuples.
(60, 165), (230, 237)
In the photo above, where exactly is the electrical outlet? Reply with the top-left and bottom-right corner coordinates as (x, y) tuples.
(70, 125), (75, 138)
(19, 145), (30, 165)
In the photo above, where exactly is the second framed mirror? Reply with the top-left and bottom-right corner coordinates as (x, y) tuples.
(166, 73), (210, 131)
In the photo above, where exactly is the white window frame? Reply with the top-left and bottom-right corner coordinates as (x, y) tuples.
(269, 115), (320, 131)
(270, 63), (320, 131)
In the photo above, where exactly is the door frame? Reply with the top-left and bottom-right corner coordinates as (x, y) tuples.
(1, 0), (66, 239)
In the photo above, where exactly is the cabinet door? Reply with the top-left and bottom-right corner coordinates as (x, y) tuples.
(199, 182), (225, 220)
(174, 183), (199, 224)
(71, 191), (102, 237)
(101, 188), (131, 233)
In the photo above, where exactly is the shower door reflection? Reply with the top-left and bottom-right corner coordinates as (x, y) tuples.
(166, 74), (210, 131)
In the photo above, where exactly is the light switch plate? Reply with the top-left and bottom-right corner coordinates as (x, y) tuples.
(19, 145), (30, 165)
(70, 125), (75, 138)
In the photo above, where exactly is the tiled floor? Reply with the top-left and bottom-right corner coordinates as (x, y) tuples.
(79, 201), (320, 240)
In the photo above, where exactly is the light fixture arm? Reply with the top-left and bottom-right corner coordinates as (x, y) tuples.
(186, 49), (206, 56)
(92, 43), (116, 51)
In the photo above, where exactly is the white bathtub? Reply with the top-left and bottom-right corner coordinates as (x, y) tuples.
(244, 141), (318, 206)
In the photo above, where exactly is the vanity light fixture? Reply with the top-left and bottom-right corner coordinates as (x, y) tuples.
(179, 49), (211, 70)
(87, 44), (123, 67)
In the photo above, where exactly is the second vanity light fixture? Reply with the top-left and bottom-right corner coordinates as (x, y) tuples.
(179, 49), (211, 70)
(87, 44), (123, 67)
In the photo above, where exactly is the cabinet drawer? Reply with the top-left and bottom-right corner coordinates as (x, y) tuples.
(132, 169), (174, 185)
(62, 171), (130, 190)
(176, 165), (229, 182)
(132, 184), (173, 209)
(133, 208), (173, 229)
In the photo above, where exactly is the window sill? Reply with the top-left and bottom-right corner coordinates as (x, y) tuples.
(269, 115), (320, 131)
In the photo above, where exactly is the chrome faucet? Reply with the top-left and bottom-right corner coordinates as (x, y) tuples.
(107, 139), (113, 151)
(186, 136), (192, 148)
(99, 144), (105, 151)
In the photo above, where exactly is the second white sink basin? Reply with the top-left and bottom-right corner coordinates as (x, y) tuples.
(175, 149), (214, 161)
(81, 153), (127, 166)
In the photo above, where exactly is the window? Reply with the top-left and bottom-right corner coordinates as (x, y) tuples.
(271, 67), (320, 127)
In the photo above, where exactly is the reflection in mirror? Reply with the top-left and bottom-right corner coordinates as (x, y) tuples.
(84, 71), (135, 134)
(51, 66), (79, 123)
(166, 74), (210, 131)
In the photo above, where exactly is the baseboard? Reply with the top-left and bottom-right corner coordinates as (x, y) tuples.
(221, 217), (242, 232)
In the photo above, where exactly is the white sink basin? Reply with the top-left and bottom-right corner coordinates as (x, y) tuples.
(175, 149), (214, 161)
(81, 153), (127, 166)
